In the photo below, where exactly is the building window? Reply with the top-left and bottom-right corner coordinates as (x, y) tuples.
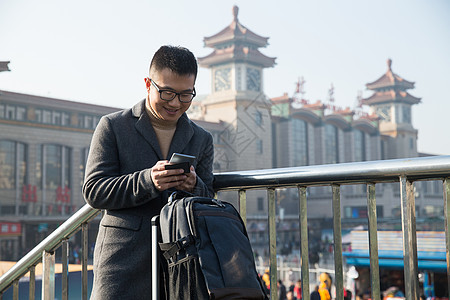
(0, 104), (26, 121)
(257, 197), (264, 211)
(16, 107), (26, 120)
(0, 141), (16, 189)
(40, 144), (71, 190)
(84, 115), (93, 128)
(34, 108), (72, 127)
(0, 140), (27, 190)
(93, 116), (101, 128)
(79, 148), (89, 187)
(36, 146), (42, 188)
(255, 111), (262, 126)
(354, 130), (366, 161)
(35, 109), (42, 123)
(78, 114), (98, 129)
(52, 111), (61, 125)
(292, 119), (308, 166)
(45, 145), (62, 190)
(256, 139), (263, 154)
(325, 124), (338, 164)
(43, 110), (51, 124)
(62, 112), (70, 126)
(6, 105), (15, 119)
(236, 67), (242, 91)
(433, 180), (442, 194)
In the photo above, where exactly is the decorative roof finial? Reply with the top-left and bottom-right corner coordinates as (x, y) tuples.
(233, 5), (239, 21)
(387, 58), (392, 71)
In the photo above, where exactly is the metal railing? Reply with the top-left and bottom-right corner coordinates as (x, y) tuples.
(1, 155), (450, 299)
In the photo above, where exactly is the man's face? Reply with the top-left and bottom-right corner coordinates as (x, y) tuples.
(145, 68), (195, 122)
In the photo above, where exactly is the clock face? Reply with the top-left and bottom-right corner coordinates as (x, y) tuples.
(246, 67), (261, 91)
(214, 68), (231, 92)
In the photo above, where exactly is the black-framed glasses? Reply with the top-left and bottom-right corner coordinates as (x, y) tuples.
(149, 78), (196, 103)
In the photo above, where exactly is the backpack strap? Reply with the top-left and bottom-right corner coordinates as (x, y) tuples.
(167, 190), (195, 204)
(159, 235), (194, 261)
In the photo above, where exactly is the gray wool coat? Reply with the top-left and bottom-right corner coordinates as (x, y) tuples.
(83, 99), (214, 299)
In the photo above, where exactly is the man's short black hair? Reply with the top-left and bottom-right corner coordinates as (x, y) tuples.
(149, 45), (198, 78)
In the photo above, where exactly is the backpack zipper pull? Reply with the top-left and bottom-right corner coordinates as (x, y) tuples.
(212, 199), (225, 208)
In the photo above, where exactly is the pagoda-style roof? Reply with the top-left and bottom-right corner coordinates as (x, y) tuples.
(352, 115), (379, 134)
(203, 6), (269, 48)
(271, 93), (291, 104)
(198, 6), (276, 68)
(362, 90), (421, 106)
(333, 107), (355, 117)
(291, 108), (322, 125)
(198, 44), (276, 68)
(324, 114), (351, 130)
(366, 59), (415, 91)
(0, 61), (10, 72)
(358, 112), (380, 122)
(303, 100), (326, 110)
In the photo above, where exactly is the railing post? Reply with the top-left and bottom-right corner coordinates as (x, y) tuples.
(267, 188), (278, 300)
(151, 216), (160, 300)
(367, 183), (381, 300)
(61, 239), (69, 300)
(12, 279), (18, 300)
(239, 189), (247, 226)
(444, 178), (450, 294)
(42, 250), (55, 300)
(298, 186), (310, 300)
(331, 184), (344, 300)
(29, 265), (35, 300)
(400, 176), (419, 300)
(82, 223), (89, 300)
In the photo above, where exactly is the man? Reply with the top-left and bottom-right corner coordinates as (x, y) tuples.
(278, 279), (287, 300)
(83, 45), (214, 299)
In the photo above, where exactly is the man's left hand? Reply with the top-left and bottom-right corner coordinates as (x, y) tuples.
(175, 166), (197, 192)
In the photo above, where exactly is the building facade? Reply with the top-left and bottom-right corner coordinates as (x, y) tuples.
(189, 9), (442, 253)
(0, 89), (118, 260)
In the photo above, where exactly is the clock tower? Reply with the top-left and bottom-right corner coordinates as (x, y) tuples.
(362, 59), (421, 158)
(197, 6), (276, 172)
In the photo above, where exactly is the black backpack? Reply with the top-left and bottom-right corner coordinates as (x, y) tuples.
(158, 192), (268, 300)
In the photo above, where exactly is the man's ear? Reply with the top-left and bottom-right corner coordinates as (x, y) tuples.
(144, 77), (151, 90)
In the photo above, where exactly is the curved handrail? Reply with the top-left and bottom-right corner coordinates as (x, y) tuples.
(213, 155), (450, 190)
(0, 205), (100, 291)
(1, 155), (450, 293)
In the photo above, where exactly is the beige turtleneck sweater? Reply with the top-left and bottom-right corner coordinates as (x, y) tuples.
(146, 100), (177, 159)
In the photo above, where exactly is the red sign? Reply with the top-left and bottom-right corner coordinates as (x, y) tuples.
(56, 186), (71, 203)
(22, 184), (37, 203)
(0, 222), (22, 236)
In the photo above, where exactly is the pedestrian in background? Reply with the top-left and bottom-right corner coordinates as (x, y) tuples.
(278, 279), (287, 300)
(310, 285), (320, 300)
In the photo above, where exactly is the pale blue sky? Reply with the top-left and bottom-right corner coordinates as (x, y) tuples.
(1, 0), (449, 155)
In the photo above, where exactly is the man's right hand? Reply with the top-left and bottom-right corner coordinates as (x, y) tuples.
(150, 160), (187, 191)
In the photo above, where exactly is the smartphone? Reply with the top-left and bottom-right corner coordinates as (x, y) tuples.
(169, 153), (196, 164)
(165, 153), (196, 173)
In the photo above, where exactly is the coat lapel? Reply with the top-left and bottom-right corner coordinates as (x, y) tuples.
(168, 114), (194, 158)
(133, 100), (163, 160)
